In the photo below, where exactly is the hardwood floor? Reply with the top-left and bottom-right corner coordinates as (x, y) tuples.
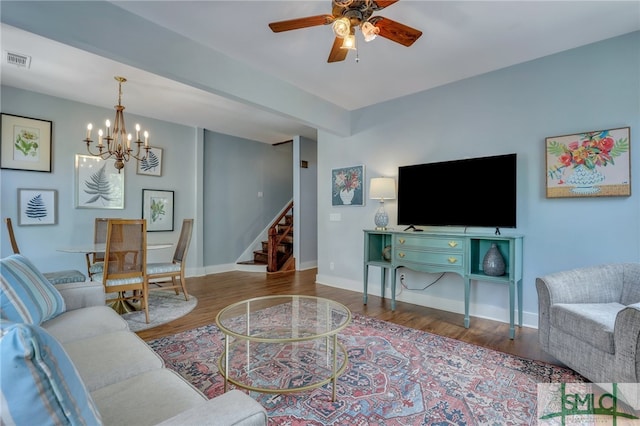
(137, 268), (563, 366)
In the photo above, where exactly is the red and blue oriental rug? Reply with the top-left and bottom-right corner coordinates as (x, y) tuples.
(148, 313), (585, 425)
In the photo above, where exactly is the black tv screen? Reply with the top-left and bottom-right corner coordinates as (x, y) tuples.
(397, 153), (517, 229)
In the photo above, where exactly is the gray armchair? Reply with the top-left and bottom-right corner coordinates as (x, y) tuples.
(536, 263), (640, 406)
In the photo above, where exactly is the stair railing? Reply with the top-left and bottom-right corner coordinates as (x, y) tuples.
(267, 201), (294, 272)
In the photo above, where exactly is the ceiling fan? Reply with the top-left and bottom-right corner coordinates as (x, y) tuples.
(268, 0), (422, 63)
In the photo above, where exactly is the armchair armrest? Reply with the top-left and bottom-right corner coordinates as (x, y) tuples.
(156, 390), (267, 426)
(54, 281), (105, 311)
(614, 302), (640, 383)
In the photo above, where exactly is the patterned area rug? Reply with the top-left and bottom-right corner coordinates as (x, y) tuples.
(120, 291), (197, 332)
(148, 313), (586, 425)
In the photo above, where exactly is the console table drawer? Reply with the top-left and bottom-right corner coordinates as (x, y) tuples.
(396, 250), (463, 268)
(396, 236), (464, 251)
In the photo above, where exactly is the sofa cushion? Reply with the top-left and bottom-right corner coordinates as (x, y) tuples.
(551, 302), (625, 353)
(62, 330), (164, 392)
(42, 305), (128, 344)
(0, 320), (102, 425)
(42, 269), (87, 285)
(0, 254), (65, 324)
(91, 369), (206, 425)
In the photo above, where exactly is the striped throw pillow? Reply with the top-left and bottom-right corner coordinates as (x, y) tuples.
(0, 254), (65, 324)
(0, 320), (102, 425)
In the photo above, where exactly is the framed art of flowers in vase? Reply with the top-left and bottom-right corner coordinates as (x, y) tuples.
(545, 127), (630, 198)
(332, 165), (365, 206)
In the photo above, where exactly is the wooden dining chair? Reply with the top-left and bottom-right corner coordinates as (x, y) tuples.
(85, 217), (110, 281)
(93, 219), (149, 323)
(4, 217), (87, 284)
(147, 218), (193, 300)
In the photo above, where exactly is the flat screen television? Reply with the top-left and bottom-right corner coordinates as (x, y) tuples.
(397, 153), (517, 229)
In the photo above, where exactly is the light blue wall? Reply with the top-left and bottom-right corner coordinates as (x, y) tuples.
(316, 32), (640, 328)
(0, 86), (198, 273)
(202, 131), (293, 267)
(296, 136), (318, 269)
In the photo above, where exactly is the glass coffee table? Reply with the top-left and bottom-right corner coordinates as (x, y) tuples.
(215, 295), (351, 401)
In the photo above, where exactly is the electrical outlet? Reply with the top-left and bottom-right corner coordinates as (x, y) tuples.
(329, 262), (335, 270)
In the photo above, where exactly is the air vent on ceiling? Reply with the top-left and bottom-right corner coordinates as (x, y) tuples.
(5, 51), (31, 69)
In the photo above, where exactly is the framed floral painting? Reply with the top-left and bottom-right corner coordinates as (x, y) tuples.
(545, 127), (630, 198)
(332, 165), (365, 206)
(1, 114), (52, 172)
(18, 188), (57, 225)
(75, 155), (124, 209)
(142, 189), (174, 231)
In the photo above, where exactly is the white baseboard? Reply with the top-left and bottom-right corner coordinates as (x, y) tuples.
(316, 273), (539, 330)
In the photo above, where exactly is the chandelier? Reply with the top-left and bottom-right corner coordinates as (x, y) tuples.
(83, 76), (150, 173)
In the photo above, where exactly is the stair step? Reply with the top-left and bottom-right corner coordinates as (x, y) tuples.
(261, 241), (292, 252)
(237, 259), (267, 266)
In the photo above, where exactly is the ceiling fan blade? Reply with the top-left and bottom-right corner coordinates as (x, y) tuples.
(328, 37), (348, 63)
(371, 16), (422, 47)
(269, 15), (335, 32)
(373, 0), (400, 9)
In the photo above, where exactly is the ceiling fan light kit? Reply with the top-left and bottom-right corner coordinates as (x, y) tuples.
(268, 0), (422, 63)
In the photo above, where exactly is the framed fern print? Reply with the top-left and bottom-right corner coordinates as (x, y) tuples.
(142, 189), (174, 231)
(18, 188), (57, 225)
(137, 147), (163, 176)
(75, 155), (124, 209)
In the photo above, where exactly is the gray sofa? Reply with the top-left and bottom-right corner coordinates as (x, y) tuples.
(536, 263), (640, 407)
(1, 254), (267, 425)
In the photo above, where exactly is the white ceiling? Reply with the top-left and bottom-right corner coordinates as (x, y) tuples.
(2, 1), (639, 144)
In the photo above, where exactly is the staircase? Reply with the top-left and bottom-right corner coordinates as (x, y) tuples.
(239, 201), (295, 273)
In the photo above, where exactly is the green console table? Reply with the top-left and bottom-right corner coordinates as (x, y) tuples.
(363, 230), (523, 339)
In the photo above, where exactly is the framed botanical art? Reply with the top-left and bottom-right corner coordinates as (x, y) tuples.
(18, 188), (57, 225)
(545, 127), (630, 198)
(142, 189), (174, 231)
(1, 113), (52, 172)
(332, 165), (365, 206)
(137, 146), (163, 176)
(75, 154), (125, 209)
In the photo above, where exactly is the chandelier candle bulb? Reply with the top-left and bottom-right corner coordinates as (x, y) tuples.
(98, 129), (103, 147)
(144, 131), (149, 147)
(127, 134), (131, 150)
(135, 124), (140, 140)
(105, 120), (111, 137)
(86, 123), (92, 139)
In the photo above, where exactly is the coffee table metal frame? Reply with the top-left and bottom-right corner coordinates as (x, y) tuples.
(215, 295), (351, 401)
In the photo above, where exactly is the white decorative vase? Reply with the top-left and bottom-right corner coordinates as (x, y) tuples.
(566, 164), (605, 194)
(483, 243), (505, 276)
(339, 189), (354, 205)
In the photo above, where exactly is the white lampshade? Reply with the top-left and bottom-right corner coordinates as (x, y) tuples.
(332, 17), (351, 38)
(340, 34), (356, 50)
(361, 21), (379, 42)
(369, 177), (396, 200)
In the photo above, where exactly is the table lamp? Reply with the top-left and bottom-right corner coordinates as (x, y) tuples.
(369, 177), (396, 230)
